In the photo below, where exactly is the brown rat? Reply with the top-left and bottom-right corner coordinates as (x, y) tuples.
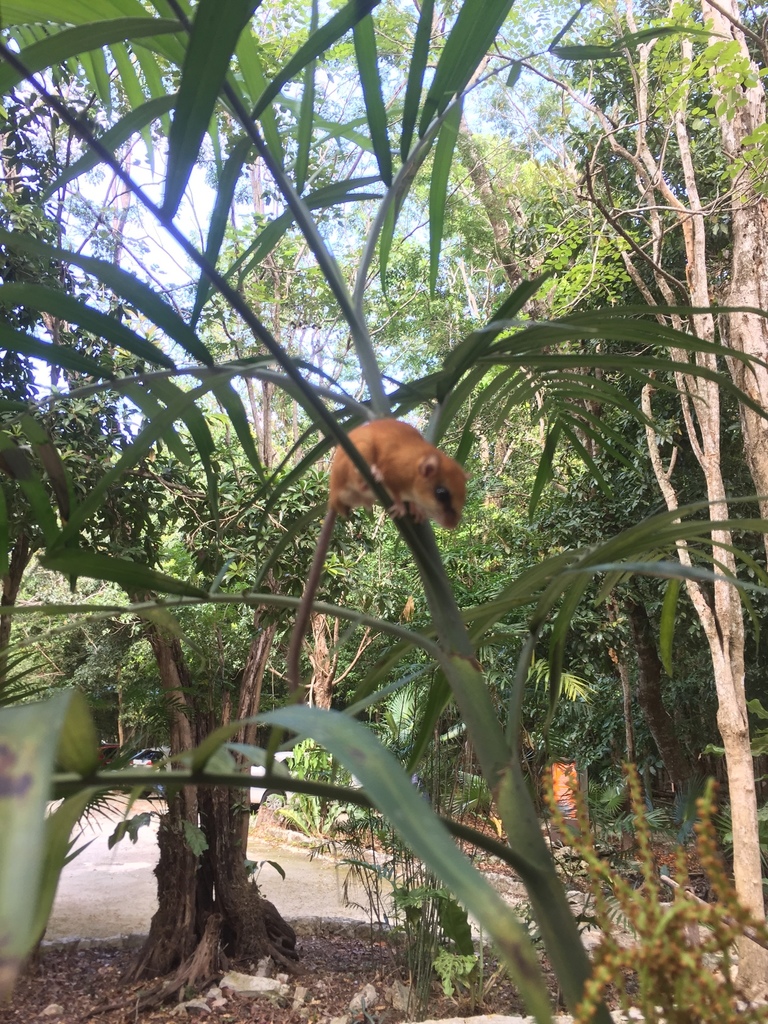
(288, 419), (468, 690)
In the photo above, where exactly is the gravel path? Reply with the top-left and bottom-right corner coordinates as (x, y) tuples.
(45, 798), (372, 943)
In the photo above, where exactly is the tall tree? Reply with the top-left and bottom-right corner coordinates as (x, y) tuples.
(507, 0), (768, 986)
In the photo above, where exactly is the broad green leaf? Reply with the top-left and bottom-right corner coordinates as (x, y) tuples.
(353, 14), (392, 186)
(441, 273), (551, 389)
(0, 691), (71, 996)
(279, 96), (372, 151)
(547, 4), (586, 50)
(0, 19), (179, 97)
(748, 699), (768, 722)
(262, 705), (553, 1022)
(40, 551), (208, 597)
(140, 375), (218, 514)
(229, 177), (381, 284)
(191, 134), (254, 323)
(234, 29), (283, 162)
(0, 323), (106, 379)
(0, 1), (148, 24)
(19, 414), (72, 522)
(429, 98), (461, 294)
(0, 431), (60, 545)
(400, 0), (434, 162)
(45, 94), (176, 197)
(506, 61), (522, 88)
(163, 0), (258, 217)
(0, 284), (176, 369)
(109, 43), (153, 163)
(659, 578), (680, 677)
(551, 44), (619, 60)
(252, 0), (381, 119)
(294, 0), (319, 194)
(378, 202), (396, 293)
(134, 45), (172, 135)
(78, 46), (112, 110)
(31, 789), (97, 947)
(52, 377), (224, 548)
(438, 896), (474, 956)
(209, 379), (263, 475)
(528, 423), (561, 520)
(108, 812), (152, 848)
(622, 25), (713, 47)
(55, 688), (99, 775)
(0, 231), (213, 365)
(406, 672), (451, 771)
(183, 819), (209, 856)
(419, 0), (514, 134)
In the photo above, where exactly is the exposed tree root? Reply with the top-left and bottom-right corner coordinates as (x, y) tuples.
(83, 914), (222, 1018)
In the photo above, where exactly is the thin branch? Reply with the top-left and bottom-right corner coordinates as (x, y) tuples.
(582, 165), (688, 297)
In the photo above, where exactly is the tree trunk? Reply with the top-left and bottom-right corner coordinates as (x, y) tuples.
(128, 625), (295, 989)
(625, 598), (693, 791)
(0, 533), (31, 676)
(233, 610), (277, 849)
(309, 611), (335, 709)
(608, 645), (635, 764)
(701, 0), (768, 559)
(643, 384), (768, 992)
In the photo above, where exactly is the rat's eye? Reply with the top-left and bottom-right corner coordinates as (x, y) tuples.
(435, 485), (451, 506)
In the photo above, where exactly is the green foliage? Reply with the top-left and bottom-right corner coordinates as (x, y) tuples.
(182, 819), (209, 858)
(433, 948), (479, 999)
(548, 766), (768, 1024)
(275, 740), (351, 837)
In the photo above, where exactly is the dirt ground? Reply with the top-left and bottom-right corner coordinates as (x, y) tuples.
(1, 798), (544, 1024)
(44, 797), (372, 942)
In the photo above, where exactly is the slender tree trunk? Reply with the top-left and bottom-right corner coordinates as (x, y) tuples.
(609, 645), (635, 764)
(643, 384), (768, 991)
(309, 611), (334, 709)
(233, 610), (276, 848)
(0, 533), (31, 677)
(129, 629), (200, 979)
(700, 2), (768, 989)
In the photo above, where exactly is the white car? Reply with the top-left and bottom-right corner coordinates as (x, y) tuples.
(249, 750), (292, 809)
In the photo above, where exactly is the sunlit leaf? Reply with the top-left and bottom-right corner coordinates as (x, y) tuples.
(252, 0), (381, 119)
(163, 0), (258, 217)
(419, 0), (514, 134)
(400, 0), (434, 161)
(353, 14), (391, 186)
(40, 551), (208, 597)
(262, 704), (553, 1022)
(429, 98), (461, 294)
(45, 94), (176, 197)
(0, 18), (179, 97)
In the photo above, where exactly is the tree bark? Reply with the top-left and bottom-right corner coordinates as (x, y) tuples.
(0, 533), (31, 676)
(565, 1), (768, 986)
(309, 611), (334, 709)
(625, 598), (693, 791)
(232, 610), (276, 849)
(643, 383), (768, 991)
(128, 625), (294, 987)
(608, 645), (635, 764)
(701, 0), (768, 560)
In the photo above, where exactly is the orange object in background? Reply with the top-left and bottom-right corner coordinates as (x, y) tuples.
(551, 760), (579, 818)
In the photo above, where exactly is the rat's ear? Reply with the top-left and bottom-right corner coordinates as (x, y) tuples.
(418, 453), (440, 478)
